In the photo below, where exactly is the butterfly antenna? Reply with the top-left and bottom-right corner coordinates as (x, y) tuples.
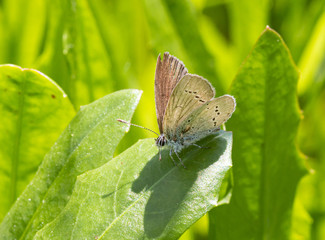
(117, 119), (159, 136)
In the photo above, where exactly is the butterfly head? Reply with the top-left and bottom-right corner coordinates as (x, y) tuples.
(156, 134), (167, 147)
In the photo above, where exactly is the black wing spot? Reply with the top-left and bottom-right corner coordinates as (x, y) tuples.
(193, 91), (197, 94)
(217, 112), (220, 115)
(189, 91), (192, 93)
(215, 105), (218, 108)
(195, 95), (200, 98)
(185, 90), (188, 92)
(213, 117), (215, 121)
(215, 109), (218, 112)
(199, 100), (205, 103)
(187, 119), (191, 122)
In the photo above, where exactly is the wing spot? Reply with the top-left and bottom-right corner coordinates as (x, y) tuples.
(217, 112), (220, 115)
(195, 95), (200, 98)
(185, 90), (188, 92)
(193, 91), (197, 94)
(187, 119), (191, 122)
(215, 106), (218, 108)
(215, 109), (219, 112)
(213, 117), (215, 121)
(189, 91), (192, 93)
(199, 100), (205, 103)
(214, 122), (217, 126)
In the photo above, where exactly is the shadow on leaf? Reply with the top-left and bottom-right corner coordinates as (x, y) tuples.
(132, 132), (228, 238)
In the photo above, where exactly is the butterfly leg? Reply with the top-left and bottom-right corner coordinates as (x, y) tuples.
(159, 147), (162, 161)
(169, 148), (178, 166)
(192, 143), (210, 149)
(174, 150), (186, 169)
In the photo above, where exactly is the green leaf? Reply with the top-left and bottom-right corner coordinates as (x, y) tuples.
(62, 0), (117, 107)
(228, 0), (269, 61)
(298, 12), (325, 95)
(0, 0), (46, 65)
(0, 89), (142, 239)
(209, 27), (306, 239)
(34, 131), (233, 239)
(143, 0), (224, 94)
(291, 191), (312, 240)
(0, 65), (75, 221)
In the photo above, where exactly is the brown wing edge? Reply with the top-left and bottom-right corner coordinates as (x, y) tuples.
(154, 52), (188, 133)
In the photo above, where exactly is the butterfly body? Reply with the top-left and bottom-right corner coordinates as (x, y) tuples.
(153, 53), (236, 165)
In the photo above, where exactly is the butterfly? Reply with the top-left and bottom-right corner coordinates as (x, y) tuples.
(118, 52), (236, 167)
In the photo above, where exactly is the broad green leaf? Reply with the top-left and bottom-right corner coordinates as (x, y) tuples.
(35, 131), (233, 239)
(0, 65), (75, 221)
(209, 28), (306, 239)
(0, 89), (142, 239)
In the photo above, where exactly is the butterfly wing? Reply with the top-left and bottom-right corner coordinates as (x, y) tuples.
(155, 52), (188, 134)
(163, 74), (215, 140)
(177, 95), (236, 145)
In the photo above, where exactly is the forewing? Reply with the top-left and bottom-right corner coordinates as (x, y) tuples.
(178, 95), (236, 144)
(163, 74), (215, 139)
(155, 52), (188, 133)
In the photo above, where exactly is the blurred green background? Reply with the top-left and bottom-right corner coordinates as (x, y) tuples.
(0, 0), (324, 239)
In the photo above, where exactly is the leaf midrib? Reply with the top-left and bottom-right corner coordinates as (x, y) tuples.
(11, 71), (26, 204)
